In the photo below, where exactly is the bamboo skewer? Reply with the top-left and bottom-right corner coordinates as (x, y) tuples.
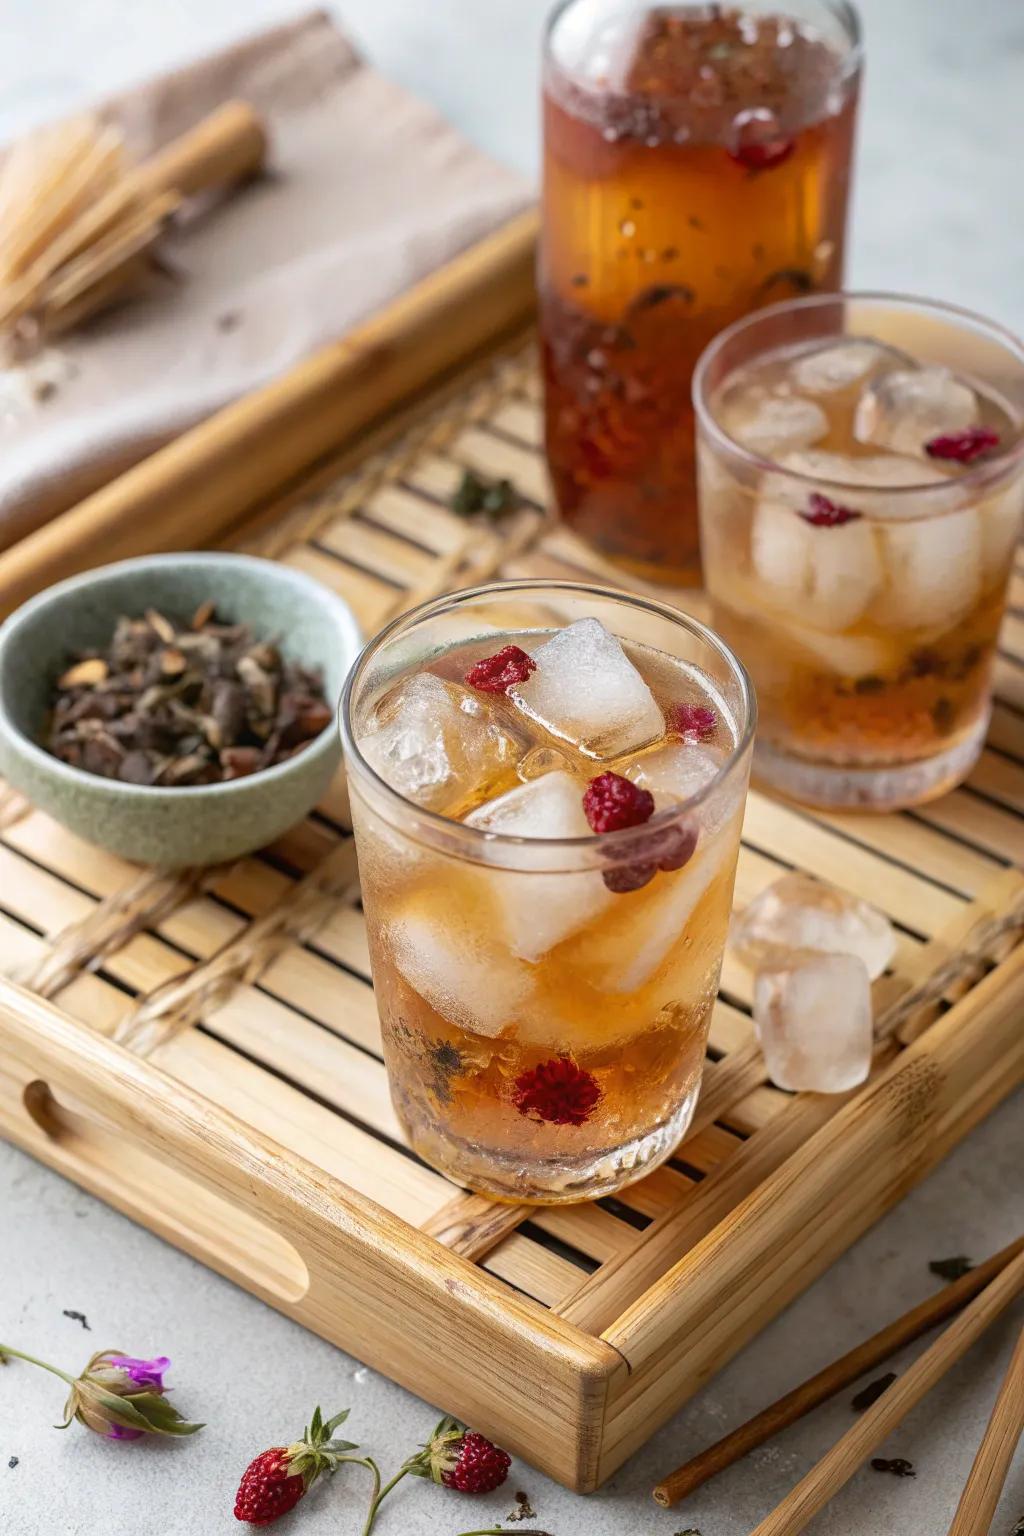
(946, 1321), (1024, 1536)
(746, 1245), (1024, 1536)
(652, 1236), (1024, 1507)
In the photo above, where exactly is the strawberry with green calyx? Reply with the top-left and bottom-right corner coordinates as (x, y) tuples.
(0, 1343), (202, 1440)
(359, 1415), (512, 1534)
(234, 1406), (376, 1526)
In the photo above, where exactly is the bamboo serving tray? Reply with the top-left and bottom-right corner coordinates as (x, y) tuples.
(1, 214), (1023, 1491)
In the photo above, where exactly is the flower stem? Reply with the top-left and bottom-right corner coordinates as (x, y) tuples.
(359, 1464), (410, 1536)
(0, 1346), (75, 1384)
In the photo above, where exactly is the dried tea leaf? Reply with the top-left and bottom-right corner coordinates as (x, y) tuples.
(506, 1490), (537, 1521)
(851, 1372), (896, 1412)
(144, 608), (176, 644)
(451, 467), (518, 518)
(57, 657), (108, 689)
(870, 1457), (915, 1477)
(47, 604), (331, 788)
(929, 1256), (973, 1282)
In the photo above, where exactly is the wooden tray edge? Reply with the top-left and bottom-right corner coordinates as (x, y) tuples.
(0, 975), (624, 1490)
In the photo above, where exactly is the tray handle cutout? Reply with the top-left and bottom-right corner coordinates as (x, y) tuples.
(20, 1077), (309, 1305)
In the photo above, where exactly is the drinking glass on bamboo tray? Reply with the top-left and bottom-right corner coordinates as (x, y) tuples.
(694, 292), (1024, 811)
(540, 0), (862, 587)
(340, 582), (754, 1204)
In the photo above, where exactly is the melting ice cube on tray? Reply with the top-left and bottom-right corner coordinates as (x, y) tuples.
(466, 769), (612, 962)
(731, 872), (895, 980)
(754, 950), (874, 1093)
(509, 617), (664, 759)
(854, 366), (980, 457)
(359, 673), (519, 811)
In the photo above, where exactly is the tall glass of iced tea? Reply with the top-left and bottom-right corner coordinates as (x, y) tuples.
(694, 293), (1024, 810)
(541, 0), (861, 586)
(341, 582), (754, 1203)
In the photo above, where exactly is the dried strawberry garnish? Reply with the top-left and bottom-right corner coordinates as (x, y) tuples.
(799, 492), (862, 527)
(603, 820), (699, 893)
(514, 1057), (601, 1126)
(925, 426), (1001, 464)
(464, 645), (537, 694)
(672, 703), (717, 742)
(582, 771), (654, 833)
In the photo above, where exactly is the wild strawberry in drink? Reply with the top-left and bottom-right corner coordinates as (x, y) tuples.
(541, 2), (861, 584)
(345, 600), (752, 1204)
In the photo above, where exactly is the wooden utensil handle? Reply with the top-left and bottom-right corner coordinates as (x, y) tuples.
(652, 1235), (1024, 1507)
(946, 1322), (1024, 1535)
(137, 100), (267, 200)
(749, 1248), (1024, 1536)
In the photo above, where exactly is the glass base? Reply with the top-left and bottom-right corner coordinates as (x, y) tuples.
(402, 1081), (702, 1206)
(752, 715), (989, 812)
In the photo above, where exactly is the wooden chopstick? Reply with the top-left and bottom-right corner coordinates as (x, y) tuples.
(946, 1321), (1024, 1535)
(653, 1235), (1024, 1508)
(746, 1245), (1024, 1536)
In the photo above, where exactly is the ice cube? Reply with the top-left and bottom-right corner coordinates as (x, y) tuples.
(871, 507), (982, 629)
(626, 741), (742, 835)
(754, 951), (873, 1092)
(466, 770), (612, 960)
(517, 745), (574, 782)
(979, 480), (1024, 586)
(732, 872), (895, 980)
(572, 831), (734, 993)
(750, 494), (883, 631)
(359, 673), (519, 811)
(720, 385), (828, 455)
(509, 617), (664, 759)
(387, 905), (534, 1036)
(780, 448), (950, 518)
(788, 338), (908, 395)
(854, 366), (980, 457)
(774, 619), (900, 679)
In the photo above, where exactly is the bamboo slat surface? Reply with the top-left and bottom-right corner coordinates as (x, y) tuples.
(1, 328), (1022, 1489)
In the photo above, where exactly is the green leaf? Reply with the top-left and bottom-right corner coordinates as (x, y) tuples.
(131, 1392), (204, 1436)
(323, 1407), (350, 1437)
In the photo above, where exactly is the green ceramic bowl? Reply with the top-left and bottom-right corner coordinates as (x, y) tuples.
(0, 552), (361, 867)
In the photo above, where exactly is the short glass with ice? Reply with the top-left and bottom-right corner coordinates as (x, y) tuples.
(541, 0), (862, 585)
(341, 582), (754, 1204)
(694, 293), (1024, 810)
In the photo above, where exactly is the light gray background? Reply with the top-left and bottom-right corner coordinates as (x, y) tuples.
(1, 3), (1023, 1534)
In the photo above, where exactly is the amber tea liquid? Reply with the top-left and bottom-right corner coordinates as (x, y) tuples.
(541, 2), (861, 583)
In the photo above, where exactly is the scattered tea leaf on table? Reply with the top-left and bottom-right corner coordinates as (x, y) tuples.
(451, 468), (518, 518)
(929, 1256), (973, 1282)
(870, 1457), (916, 1477)
(851, 1372), (897, 1411)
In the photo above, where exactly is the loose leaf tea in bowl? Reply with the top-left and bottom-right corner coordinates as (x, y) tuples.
(46, 602), (333, 787)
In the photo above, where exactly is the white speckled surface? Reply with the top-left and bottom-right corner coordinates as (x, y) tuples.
(1, 3), (1023, 1533)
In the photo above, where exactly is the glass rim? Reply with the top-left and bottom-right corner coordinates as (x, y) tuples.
(544, 0), (864, 76)
(339, 578), (757, 862)
(692, 289), (1024, 501)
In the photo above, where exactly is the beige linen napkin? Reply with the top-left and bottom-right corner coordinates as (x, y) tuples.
(0, 9), (531, 548)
